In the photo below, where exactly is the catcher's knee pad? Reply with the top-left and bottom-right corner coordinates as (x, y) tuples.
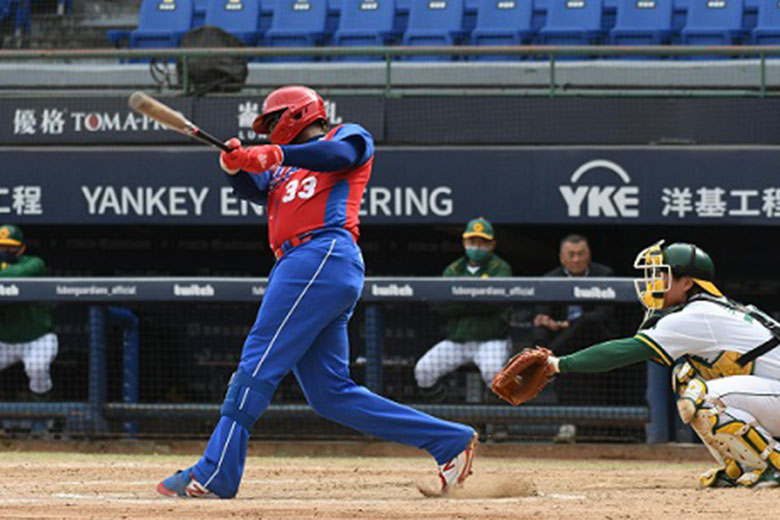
(676, 377), (709, 424)
(671, 360), (698, 395)
(220, 369), (275, 430)
(691, 409), (780, 472)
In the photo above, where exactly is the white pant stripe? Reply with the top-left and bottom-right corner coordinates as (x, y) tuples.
(203, 420), (237, 488)
(250, 238), (336, 379)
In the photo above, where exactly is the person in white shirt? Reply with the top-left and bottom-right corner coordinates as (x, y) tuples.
(536, 240), (780, 488)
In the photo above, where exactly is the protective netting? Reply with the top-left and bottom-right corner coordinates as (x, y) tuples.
(0, 295), (647, 442)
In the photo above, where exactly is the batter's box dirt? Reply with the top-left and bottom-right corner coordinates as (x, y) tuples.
(0, 444), (775, 520)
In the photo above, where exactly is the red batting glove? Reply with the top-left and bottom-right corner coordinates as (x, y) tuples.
(244, 145), (284, 173)
(220, 139), (284, 175)
(219, 138), (242, 175)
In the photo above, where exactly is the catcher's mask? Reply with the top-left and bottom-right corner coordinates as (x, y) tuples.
(633, 239), (722, 317)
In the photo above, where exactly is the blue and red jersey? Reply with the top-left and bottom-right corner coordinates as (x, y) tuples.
(226, 124), (374, 254)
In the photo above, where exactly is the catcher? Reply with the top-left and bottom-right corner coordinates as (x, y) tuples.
(492, 240), (780, 489)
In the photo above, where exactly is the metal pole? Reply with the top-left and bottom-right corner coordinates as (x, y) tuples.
(87, 306), (108, 434)
(109, 307), (139, 437)
(645, 362), (669, 444)
(384, 53), (392, 98)
(364, 305), (384, 393)
(182, 56), (190, 95)
(760, 51), (766, 97)
(549, 53), (556, 98)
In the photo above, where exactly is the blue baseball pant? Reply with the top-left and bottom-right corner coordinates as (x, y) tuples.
(191, 229), (475, 498)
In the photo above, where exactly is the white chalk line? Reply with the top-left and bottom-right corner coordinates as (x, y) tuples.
(539, 493), (586, 500)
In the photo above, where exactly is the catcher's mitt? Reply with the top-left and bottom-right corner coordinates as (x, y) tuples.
(491, 347), (555, 406)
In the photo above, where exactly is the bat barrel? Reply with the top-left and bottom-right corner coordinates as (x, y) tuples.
(128, 91), (230, 152)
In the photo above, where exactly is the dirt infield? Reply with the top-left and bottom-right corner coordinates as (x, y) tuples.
(0, 442), (777, 520)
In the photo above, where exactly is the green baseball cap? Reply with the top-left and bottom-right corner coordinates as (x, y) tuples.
(663, 242), (722, 297)
(462, 217), (494, 241)
(0, 224), (24, 247)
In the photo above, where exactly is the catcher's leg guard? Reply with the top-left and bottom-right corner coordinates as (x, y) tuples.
(688, 406), (780, 487)
(679, 376), (780, 488)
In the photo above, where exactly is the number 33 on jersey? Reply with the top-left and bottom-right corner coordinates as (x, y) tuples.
(266, 124), (375, 253)
(281, 176), (318, 202)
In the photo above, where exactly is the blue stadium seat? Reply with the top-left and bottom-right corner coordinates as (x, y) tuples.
(0, 0), (12, 22)
(333, 0), (398, 47)
(193, 0), (209, 26)
(265, 0), (329, 50)
(539, 0), (606, 45)
(680, 0), (745, 45)
(394, 0), (412, 31)
(326, 0), (343, 38)
(471, 0), (535, 46)
(402, 0), (466, 52)
(204, 0), (262, 45)
(751, 0), (780, 44)
(610, 0), (674, 44)
(128, 0), (194, 49)
(743, 0), (760, 31)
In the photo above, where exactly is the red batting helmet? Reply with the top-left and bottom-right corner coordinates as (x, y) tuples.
(252, 86), (327, 145)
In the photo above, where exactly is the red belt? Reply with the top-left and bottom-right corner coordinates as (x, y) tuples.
(273, 233), (314, 259)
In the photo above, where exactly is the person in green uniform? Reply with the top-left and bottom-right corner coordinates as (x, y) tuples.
(414, 217), (513, 401)
(0, 224), (58, 410)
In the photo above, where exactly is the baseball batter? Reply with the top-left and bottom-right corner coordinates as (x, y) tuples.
(496, 240), (780, 488)
(0, 225), (58, 402)
(157, 86), (477, 499)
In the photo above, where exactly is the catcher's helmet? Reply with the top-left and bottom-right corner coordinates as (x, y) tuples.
(633, 240), (721, 315)
(252, 86), (327, 145)
(0, 223), (24, 247)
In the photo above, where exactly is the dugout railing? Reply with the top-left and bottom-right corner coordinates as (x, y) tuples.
(0, 277), (663, 442)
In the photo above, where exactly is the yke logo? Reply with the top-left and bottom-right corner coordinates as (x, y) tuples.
(559, 160), (639, 218)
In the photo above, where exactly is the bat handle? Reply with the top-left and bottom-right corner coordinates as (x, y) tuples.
(189, 125), (233, 153)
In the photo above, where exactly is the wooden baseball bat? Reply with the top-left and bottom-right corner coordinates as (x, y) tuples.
(128, 91), (231, 152)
